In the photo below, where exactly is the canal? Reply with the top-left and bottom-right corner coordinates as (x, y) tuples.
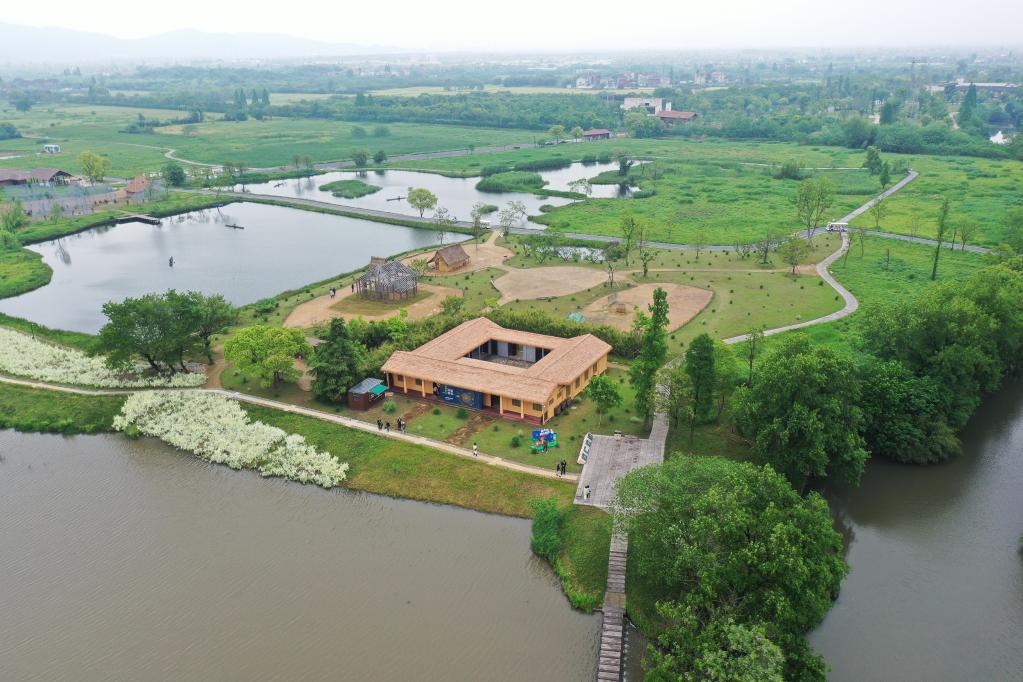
(0, 430), (599, 681)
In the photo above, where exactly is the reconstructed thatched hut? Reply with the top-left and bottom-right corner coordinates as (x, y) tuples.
(355, 259), (419, 300)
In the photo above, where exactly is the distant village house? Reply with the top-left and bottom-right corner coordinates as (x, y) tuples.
(583, 128), (612, 141)
(656, 110), (699, 128)
(0, 168), (78, 186)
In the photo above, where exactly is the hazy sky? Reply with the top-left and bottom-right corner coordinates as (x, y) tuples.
(6, 0), (1023, 51)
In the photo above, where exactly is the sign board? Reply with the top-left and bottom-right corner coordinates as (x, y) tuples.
(578, 432), (593, 465)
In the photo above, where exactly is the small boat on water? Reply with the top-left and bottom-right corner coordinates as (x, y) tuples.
(226, 223), (245, 230)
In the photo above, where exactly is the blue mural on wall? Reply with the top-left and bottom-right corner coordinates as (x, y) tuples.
(438, 384), (483, 409)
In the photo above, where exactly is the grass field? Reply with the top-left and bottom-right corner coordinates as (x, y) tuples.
(848, 154), (1023, 246)
(0, 249), (51, 300)
(0, 381), (124, 433)
(0, 103), (534, 176)
(242, 403), (574, 517)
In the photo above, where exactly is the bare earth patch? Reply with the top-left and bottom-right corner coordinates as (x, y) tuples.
(402, 231), (514, 274)
(494, 266), (608, 304)
(582, 283), (713, 331)
(285, 283), (463, 328)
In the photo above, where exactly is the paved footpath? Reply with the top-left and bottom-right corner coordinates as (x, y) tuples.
(0, 374), (573, 483)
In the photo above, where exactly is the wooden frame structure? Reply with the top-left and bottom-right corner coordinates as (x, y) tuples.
(355, 260), (419, 301)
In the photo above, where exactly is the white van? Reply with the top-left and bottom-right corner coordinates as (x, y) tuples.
(826, 222), (848, 232)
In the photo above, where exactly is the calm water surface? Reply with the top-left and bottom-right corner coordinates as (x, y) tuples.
(0, 430), (599, 681)
(621, 383), (1023, 680)
(809, 381), (1023, 680)
(0, 202), (460, 333)
(236, 162), (630, 225)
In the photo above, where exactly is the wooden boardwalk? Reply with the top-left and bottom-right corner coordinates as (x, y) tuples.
(597, 531), (629, 681)
(575, 411), (667, 680)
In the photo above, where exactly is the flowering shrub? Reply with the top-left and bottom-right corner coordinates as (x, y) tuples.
(0, 327), (207, 388)
(113, 391), (349, 488)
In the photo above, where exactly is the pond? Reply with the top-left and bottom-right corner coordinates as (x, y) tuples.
(0, 430), (599, 681)
(809, 380), (1023, 680)
(234, 162), (632, 227)
(0, 202), (462, 333)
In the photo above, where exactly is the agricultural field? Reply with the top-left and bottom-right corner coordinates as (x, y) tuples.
(0, 103), (534, 175)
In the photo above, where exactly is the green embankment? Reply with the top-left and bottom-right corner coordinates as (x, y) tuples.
(0, 249), (51, 300)
(0, 382), (125, 433)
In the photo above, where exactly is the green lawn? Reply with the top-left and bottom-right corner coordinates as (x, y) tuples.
(242, 403), (574, 517)
(752, 235), (991, 359)
(0, 381), (124, 433)
(318, 178), (382, 198)
(557, 505), (613, 611)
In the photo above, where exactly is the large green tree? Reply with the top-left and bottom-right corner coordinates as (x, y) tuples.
(732, 334), (868, 489)
(629, 287), (670, 426)
(585, 373), (622, 427)
(858, 358), (959, 464)
(98, 293), (181, 373)
(794, 176), (835, 243)
(685, 333), (716, 423)
(224, 326), (310, 387)
(309, 318), (366, 402)
(77, 151), (111, 183)
(613, 456), (847, 682)
(407, 187), (439, 217)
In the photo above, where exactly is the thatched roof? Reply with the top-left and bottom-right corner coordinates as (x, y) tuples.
(382, 317), (611, 404)
(430, 244), (469, 268)
(356, 260), (418, 293)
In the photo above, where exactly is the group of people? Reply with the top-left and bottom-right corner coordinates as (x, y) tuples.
(376, 418), (408, 434)
(554, 459), (568, 478)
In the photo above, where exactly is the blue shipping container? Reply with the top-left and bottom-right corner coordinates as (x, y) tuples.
(438, 385), (483, 410)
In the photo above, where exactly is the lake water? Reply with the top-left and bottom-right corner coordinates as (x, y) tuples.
(0, 430), (599, 681)
(0, 202), (461, 333)
(808, 380), (1023, 680)
(235, 162), (631, 226)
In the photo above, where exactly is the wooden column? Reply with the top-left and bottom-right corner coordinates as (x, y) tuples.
(499, 395), (503, 415)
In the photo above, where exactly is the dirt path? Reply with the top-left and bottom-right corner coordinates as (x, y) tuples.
(445, 412), (495, 445)
(285, 282), (462, 328)
(403, 231), (515, 273)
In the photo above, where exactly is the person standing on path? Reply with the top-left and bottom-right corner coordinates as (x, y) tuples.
(385, 422), (390, 433)
(472, 443), (478, 457)
(555, 463), (561, 478)
(377, 419), (383, 431)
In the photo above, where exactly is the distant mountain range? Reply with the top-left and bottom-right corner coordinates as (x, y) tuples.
(0, 23), (395, 64)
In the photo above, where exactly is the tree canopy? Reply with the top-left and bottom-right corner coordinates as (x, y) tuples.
(613, 456), (846, 682)
(732, 334), (868, 488)
(309, 318), (366, 402)
(224, 325), (310, 387)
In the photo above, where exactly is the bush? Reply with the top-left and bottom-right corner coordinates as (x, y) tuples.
(530, 498), (564, 564)
(432, 407), (441, 415)
(253, 298), (277, 314)
(456, 407), (468, 419)
(510, 435), (522, 448)
(382, 399), (397, 414)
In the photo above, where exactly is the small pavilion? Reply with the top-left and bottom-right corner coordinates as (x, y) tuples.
(355, 259), (419, 300)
